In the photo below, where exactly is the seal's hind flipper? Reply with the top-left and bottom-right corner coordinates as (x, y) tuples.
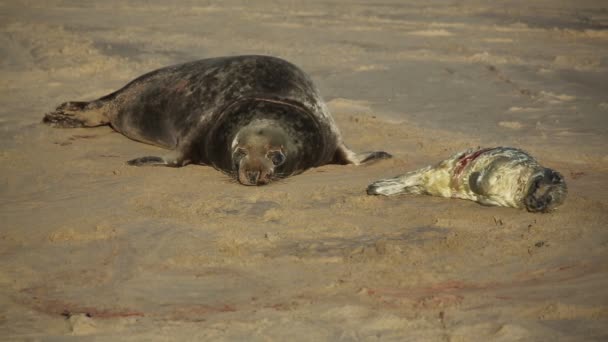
(333, 143), (392, 165)
(43, 101), (108, 128)
(127, 154), (189, 167)
(367, 167), (431, 196)
(357, 151), (393, 164)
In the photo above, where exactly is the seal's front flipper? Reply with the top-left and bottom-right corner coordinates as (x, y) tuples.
(43, 101), (108, 128)
(333, 143), (392, 165)
(127, 154), (189, 167)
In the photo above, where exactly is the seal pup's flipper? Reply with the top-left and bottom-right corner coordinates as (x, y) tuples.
(333, 142), (392, 165)
(367, 166), (436, 196)
(43, 101), (109, 128)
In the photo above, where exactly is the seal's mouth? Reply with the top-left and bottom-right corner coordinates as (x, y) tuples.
(237, 169), (272, 186)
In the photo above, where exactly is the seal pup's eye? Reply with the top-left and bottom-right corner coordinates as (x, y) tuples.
(267, 150), (286, 166)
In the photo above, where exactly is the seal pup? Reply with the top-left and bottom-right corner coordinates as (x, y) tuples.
(43, 55), (391, 185)
(367, 147), (566, 212)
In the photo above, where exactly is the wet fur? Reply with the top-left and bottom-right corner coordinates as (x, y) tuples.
(367, 147), (567, 212)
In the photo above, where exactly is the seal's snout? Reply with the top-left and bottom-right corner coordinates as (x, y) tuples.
(232, 141), (283, 186)
(236, 161), (273, 186)
(524, 169), (567, 213)
(238, 169), (272, 186)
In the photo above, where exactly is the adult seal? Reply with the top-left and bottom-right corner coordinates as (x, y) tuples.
(367, 147), (567, 212)
(43, 55), (391, 185)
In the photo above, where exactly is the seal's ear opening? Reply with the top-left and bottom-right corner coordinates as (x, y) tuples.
(524, 169), (567, 213)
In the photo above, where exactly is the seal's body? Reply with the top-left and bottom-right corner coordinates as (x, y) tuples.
(44, 55), (390, 185)
(367, 147), (566, 212)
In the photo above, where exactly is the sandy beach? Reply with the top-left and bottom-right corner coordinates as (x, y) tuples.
(1, 1), (607, 340)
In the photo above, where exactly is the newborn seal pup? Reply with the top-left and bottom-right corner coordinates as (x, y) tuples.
(367, 147), (566, 212)
(43, 55), (391, 185)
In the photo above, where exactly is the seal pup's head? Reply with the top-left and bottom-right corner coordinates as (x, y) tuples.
(524, 168), (567, 212)
(231, 125), (288, 186)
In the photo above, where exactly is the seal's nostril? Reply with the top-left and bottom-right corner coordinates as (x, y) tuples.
(246, 171), (260, 184)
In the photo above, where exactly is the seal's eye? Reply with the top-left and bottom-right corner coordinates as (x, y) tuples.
(267, 150), (286, 166)
(232, 147), (248, 166)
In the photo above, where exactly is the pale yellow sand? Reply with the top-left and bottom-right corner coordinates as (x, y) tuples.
(1, 1), (607, 340)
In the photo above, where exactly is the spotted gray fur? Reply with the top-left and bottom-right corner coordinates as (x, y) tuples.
(44, 55), (391, 185)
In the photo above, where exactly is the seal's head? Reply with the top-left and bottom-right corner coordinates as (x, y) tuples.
(231, 125), (288, 186)
(524, 168), (567, 212)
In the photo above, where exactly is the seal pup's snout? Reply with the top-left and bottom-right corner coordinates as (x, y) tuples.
(524, 169), (567, 213)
